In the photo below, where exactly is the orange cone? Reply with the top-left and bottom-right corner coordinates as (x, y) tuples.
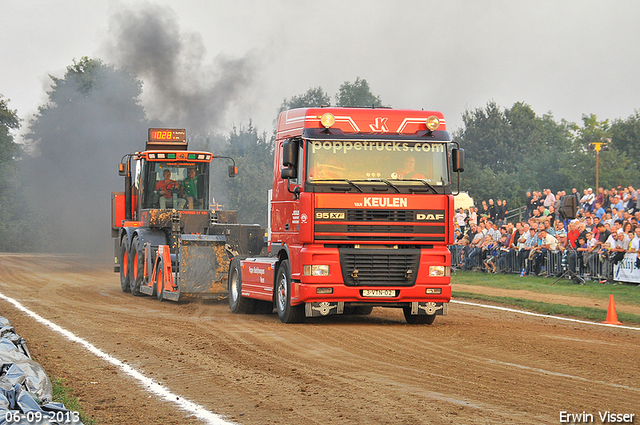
(602, 294), (622, 325)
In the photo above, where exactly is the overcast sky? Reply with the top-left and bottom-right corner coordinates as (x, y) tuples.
(3, 0), (640, 139)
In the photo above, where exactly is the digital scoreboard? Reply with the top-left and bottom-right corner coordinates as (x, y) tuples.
(148, 128), (186, 142)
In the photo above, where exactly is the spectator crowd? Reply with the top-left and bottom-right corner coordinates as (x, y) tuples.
(451, 186), (640, 284)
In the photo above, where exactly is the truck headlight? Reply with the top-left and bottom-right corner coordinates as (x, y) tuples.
(304, 265), (330, 276)
(429, 266), (449, 277)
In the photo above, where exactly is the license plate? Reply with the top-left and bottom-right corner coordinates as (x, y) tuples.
(362, 289), (396, 297)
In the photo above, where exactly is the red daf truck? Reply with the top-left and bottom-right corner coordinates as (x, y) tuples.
(228, 107), (464, 324)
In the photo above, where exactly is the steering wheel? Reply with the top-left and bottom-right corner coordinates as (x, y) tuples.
(166, 181), (180, 193)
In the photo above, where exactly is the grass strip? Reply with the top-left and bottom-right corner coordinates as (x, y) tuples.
(452, 270), (640, 307)
(453, 290), (640, 325)
(51, 377), (96, 425)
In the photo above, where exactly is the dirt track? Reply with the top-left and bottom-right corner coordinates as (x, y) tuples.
(0, 254), (638, 424)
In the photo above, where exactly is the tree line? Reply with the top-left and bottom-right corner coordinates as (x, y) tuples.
(1, 57), (639, 252)
(455, 101), (640, 208)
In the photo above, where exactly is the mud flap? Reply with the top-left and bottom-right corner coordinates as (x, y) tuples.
(305, 302), (345, 317)
(179, 234), (229, 296)
(410, 302), (448, 316)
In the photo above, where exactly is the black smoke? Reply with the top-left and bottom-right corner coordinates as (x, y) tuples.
(19, 4), (256, 257)
(105, 3), (256, 135)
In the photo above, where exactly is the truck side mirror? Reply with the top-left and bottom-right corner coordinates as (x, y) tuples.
(118, 163), (127, 177)
(452, 148), (465, 173)
(281, 139), (298, 180)
(228, 165), (238, 178)
(282, 139), (298, 168)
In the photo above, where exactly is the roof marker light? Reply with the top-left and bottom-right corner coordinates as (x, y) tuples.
(320, 113), (335, 128)
(426, 116), (440, 131)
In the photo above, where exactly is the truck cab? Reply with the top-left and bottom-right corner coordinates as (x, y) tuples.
(229, 108), (464, 324)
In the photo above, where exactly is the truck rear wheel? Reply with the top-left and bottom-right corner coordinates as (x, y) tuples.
(129, 236), (144, 296)
(156, 257), (165, 301)
(276, 260), (304, 323)
(402, 307), (436, 325)
(119, 237), (130, 293)
(228, 258), (255, 313)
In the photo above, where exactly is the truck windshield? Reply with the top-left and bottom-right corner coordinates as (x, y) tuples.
(306, 140), (450, 186)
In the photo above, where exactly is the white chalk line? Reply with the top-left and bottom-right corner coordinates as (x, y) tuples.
(0, 291), (237, 425)
(451, 299), (640, 331)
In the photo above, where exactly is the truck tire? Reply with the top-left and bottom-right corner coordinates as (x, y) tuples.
(119, 236), (130, 293)
(129, 236), (144, 296)
(275, 260), (304, 323)
(156, 256), (165, 301)
(228, 258), (255, 314)
(402, 307), (436, 325)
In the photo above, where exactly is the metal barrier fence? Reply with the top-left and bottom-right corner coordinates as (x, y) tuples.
(450, 245), (608, 280)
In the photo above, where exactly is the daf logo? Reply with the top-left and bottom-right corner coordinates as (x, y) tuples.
(416, 213), (445, 221)
(316, 212), (346, 220)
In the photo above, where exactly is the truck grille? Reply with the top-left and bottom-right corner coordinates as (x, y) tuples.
(314, 208), (446, 242)
(346, 209), (414, 222)
(339, 248), (420, 287)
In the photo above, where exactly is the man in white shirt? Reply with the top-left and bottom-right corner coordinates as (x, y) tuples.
(487, 221), (501, 241)
(583, 231), (600, 277)
(454, 208), (467, 230)
(628, 226), (640, 254)
(532, 229), (558, 276)
(467, 222), (487, 269)
(543, 189), (556, 208)
(468, 207), (478, 227)
(601, 230), (630, 282)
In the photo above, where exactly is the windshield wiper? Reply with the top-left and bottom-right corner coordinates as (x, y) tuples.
(363, 178), (401, 193)
(344, 179), (363, 192)
(324, 179), (363, 192)
(416, 180), (438, 193)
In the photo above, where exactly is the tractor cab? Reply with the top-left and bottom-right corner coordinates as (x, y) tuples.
(116, 128), (237, 224)
(139, 159), (209, 211)
(112, 128), (264, 301)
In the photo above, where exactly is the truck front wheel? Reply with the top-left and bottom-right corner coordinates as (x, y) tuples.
(403, 307), (436, 325)
(228, 258), (256, 314)
(276, 260), (304, 323)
